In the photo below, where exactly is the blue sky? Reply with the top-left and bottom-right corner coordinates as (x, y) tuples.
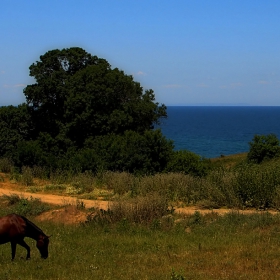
(1, 0), (280, 106)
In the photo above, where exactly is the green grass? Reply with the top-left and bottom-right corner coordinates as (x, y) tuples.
(1, 212), (280, 279)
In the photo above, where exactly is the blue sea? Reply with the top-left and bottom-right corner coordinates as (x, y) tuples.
(158, 106), (280, 159)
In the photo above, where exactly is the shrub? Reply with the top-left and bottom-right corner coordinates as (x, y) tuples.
(2, 194), (22, 205)
(0, 158), (14, 173)
(101, 171), (136, 195)
(233, 162), (280, 208)
(110, 193), (169, 224)
(12, 140), (48, 168)
(1, 194), (50, 216)
(247, 134), (280, 163)
(88, 193), (169, 226)
(165, 150), (210, 177)
(86, 130), (173, 174)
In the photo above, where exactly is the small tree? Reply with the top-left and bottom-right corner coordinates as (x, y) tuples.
(247, 134), (280, 163)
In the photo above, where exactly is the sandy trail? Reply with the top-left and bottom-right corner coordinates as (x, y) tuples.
(0, 187), (110, 210)
(0, 186), (278, 216)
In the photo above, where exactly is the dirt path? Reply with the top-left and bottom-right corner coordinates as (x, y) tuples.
(0, 187), (110, 210)
(1, 186), (278, 216)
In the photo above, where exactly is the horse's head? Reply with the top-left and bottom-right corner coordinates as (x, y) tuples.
(36, 235), (50, 259)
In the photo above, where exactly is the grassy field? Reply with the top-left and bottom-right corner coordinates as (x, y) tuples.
(1, 212), (280, 280)
(1, 154), (280, 279)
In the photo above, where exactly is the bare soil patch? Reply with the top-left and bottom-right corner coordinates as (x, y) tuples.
(35, 205), (88, 224)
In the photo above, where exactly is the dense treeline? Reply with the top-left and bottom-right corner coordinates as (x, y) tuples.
(0, 47), (208, 175)
(2, 47), (279, 178)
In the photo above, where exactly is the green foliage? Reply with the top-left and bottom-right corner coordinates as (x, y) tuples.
(0, 194), (50, 216)
(81, 129), (173, 174)
(247, 134), (280, 163)
(233, 162), (280, 208)
(165, 150), (210, 176)
(0, 104), (32, 157)
(100, 171), (135, 195)
(2, 194), (22, 205)
(24, 47), (166, 147)
(0, 157), (14, 173)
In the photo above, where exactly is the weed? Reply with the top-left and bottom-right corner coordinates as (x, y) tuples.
(44, 184), (66, 192)
(76, 199), (86, 210)
(21, 166), (34, 186)
(171, 269), (185, 280)
(2, 194), (22, 205)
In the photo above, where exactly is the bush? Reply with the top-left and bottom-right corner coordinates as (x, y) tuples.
(1, 194), (50, 216)
(165, 150), (210, 177)
(233, 162), (280, 208)
(111, 193), (169, 224)
(101, 171), (136, 195)
(84, 130), (173, 174)
(247, 134), (280, 163)
(88, 193), (169, 226)
(13, 140), (46, 167)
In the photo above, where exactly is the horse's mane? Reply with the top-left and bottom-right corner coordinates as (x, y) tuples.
(19, 215), (45, 236)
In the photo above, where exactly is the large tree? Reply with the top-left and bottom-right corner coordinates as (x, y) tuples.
(24, 47), (167, 148)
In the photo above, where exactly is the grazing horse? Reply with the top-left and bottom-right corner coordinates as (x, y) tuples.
(0, 213), (50, 260)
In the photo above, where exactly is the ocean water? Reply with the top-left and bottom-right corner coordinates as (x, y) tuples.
(158, 106), (280, 159)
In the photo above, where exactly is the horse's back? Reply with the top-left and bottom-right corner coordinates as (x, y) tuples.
(0, 214), (26, 244)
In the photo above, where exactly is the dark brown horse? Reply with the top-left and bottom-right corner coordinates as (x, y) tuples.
(0, 213), (50, 260)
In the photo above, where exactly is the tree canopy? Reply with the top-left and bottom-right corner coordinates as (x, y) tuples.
(0, 47), (208, 176)
(24, 47), (167, 148)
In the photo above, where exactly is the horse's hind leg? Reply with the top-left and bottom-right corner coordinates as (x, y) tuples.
(18, 239), (31, 260)
(10, 242), (16, 260)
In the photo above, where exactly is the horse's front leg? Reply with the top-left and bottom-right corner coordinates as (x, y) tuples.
(10, 241), (17, 261)
(18, 239), (31, 260)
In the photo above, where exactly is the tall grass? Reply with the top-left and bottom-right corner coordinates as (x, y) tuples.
(2, 155), (280, 209)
